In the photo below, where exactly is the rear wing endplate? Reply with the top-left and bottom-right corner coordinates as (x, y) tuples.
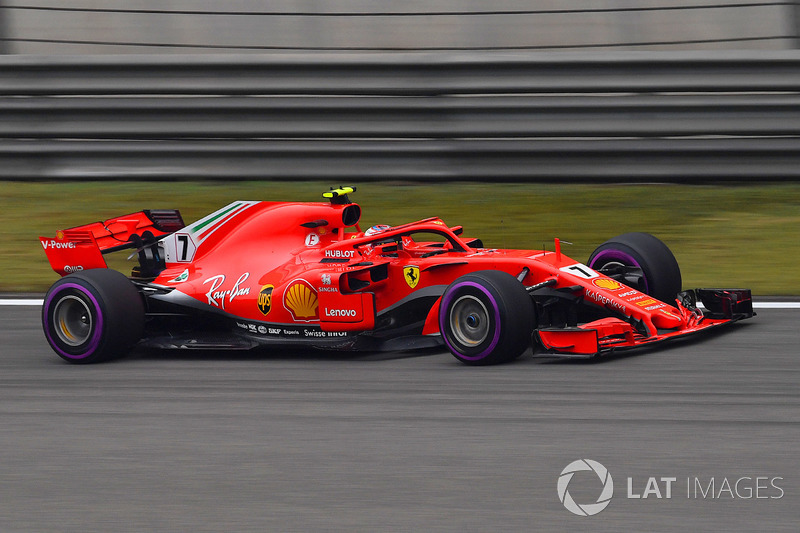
(39, 210), (184, 276)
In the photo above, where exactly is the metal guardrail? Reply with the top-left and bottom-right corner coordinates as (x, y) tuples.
(4, 51), (800, 95)
(5, 139), (800, 181)
(4, 95), (800, 139)
(2, 51), (800, 182)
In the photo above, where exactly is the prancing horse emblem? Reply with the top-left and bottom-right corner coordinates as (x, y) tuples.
(403, 266), (420, 289)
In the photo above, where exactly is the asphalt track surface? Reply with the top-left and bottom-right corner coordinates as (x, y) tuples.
(1, 305), (798, 532)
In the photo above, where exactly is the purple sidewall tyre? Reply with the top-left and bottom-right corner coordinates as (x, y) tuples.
(439, 281), (502, 362)
(588, 232), (682, 304)
(439, 270), (534, 366)
(41, 269), (144, 364)
(43, 283), (105, 360)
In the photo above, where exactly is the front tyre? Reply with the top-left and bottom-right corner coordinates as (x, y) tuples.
(42, 269), (145, 364)
(439, 270), (534, 365)
(588, 232), (682, 304)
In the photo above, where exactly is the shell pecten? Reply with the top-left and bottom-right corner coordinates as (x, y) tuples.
(283, 279), (319, 321)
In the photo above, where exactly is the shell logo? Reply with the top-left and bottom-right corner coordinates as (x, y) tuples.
(593, 278), (623, 291)
(283, 279), (319, 321)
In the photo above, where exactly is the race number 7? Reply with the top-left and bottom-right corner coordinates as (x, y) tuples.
(177, 235), (189, 261)
(559, 263), (599, 279)
(172, 233), (196, 262)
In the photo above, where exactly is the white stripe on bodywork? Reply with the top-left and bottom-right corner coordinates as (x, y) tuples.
(184, 201), (259, 245)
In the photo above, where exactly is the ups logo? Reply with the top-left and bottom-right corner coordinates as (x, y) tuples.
(258, 284), (274, 315)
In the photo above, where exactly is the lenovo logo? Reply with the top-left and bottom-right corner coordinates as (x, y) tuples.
(324, 308), (357, 318)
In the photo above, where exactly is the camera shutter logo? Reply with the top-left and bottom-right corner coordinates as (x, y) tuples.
(557, 459), (614, 516)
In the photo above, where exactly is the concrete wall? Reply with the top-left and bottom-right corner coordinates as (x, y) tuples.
(0, 0), (796, 54)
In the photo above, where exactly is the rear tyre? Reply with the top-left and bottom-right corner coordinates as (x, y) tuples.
(439, 270), (534, 365)
(588, 232), (682, 303)
(42, 269), (145, 364)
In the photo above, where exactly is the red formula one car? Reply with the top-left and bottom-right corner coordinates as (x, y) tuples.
(39, 187), (753, 365)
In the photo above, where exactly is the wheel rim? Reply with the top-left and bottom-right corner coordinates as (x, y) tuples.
(449, 295), (490, 347)
(52, 295), (93, 347)
(598, 260), (625, 269)
(590, 250), (649, 293)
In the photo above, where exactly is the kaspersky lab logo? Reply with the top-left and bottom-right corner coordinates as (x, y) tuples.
(557, 459), (614, 516)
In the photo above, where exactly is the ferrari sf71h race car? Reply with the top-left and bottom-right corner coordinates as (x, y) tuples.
(39, 187), (753, 365)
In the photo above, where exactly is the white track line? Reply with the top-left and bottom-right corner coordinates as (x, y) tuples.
(1, 300), (799, 308)
(0, 299), (44, 306)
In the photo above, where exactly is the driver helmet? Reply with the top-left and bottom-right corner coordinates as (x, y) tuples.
(364, 224), (391, 236)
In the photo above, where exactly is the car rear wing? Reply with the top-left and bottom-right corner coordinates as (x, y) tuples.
(39, 210), (184, 276)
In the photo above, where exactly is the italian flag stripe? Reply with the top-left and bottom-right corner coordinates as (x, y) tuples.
(188, 202), (244, 234)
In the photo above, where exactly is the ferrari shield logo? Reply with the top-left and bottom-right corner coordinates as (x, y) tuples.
(403, 266), (420, 289)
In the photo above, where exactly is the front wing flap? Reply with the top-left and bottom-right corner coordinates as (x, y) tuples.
(536, 288), (753, 357)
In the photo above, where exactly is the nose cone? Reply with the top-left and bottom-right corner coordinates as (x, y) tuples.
(651, 307), (683, 330)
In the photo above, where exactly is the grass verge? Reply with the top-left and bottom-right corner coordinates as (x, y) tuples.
(3, 181), (798, 294)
